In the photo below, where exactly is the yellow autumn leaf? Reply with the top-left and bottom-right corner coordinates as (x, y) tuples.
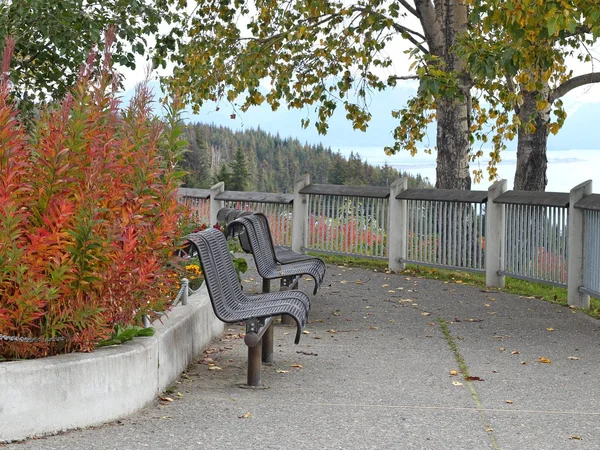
(505, 400), (513, 404)
(546, 327), (555, 332)
(450, 370), (458, 376)
(538, 357), (551, 364)
(291, 363), (303, 368)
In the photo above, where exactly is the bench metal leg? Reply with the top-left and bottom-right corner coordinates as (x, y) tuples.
(262, 323), (274, 364)
(247, 341), (262, 387)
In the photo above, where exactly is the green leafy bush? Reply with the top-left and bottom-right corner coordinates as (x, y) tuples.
(0, 33), (186, 359)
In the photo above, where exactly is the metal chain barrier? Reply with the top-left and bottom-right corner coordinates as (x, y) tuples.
(0, 334), (66, 343)
(1, 278), (197, 342)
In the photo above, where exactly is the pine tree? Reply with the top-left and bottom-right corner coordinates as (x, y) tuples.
(229, 146), (250, 191)
(214, 163), (232, 186)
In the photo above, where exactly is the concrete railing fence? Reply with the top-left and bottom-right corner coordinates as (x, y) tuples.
(178, 176), (600, 308)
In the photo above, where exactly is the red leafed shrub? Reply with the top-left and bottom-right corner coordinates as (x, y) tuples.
(0, 35), (186, 359)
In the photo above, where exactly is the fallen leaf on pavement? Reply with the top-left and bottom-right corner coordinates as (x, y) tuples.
(239, 412), (251, 419)
(567, 356), (580, 360)
(465, 376), (484, 381)
(538, 357), (551, 364)
(452, 381), (463, 386)
(160, 397), (174, 402)
(421, 312), (431, 316)
(276, 369), (290, 374)
(511, 350), (520, 355)
(569, 435), (583, 440)
(208, 366), (222, 370)
(450, 370), (458, 376)
(505, 400), (513, 404)
(302, 330), (310, 334)
(291, 363), (303, 368)
(546, 327), (555, 332)
(382, 284), (389, 287)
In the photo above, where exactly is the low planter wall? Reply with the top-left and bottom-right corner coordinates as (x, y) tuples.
(0, 285), (223, 443)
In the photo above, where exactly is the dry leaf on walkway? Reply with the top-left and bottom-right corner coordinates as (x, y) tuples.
(567, 356), (580, 360)
(239, 412), (251, 419)
(546, 327), (555, 332)
(382, 284), (389, 287)
(538, 357), (551, 364)
(355, 280), (364, 285)
(291, 363), (303, 368)
(302, 330), (310, 334)
(465, 376), (484, 381)
(569, 435), (583, 440)
(208, 366), (223, 370)
(276, 369), (290, 374)
(340, 280), (347, 284)
(452, 381), (463, 386)
(421, 312), (431, 316)
(160, 397), (174, 402)
(455, 280), (464, 284)
(505, 400), (513, 404)
(388, 290), (395, 293)
(511, 350), (520, 355)
(327, 329), (336, 333)
(450, 370), (458, 376)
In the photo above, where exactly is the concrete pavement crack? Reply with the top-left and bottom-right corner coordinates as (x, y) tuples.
(439, 318), (501, 450)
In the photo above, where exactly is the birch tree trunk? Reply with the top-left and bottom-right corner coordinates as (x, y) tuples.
(514, 87), (550, 191)
(416, 0), (472, 190)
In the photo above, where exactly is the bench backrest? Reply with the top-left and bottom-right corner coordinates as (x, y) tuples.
(232, 213), (279, 270)
(185, 228), (244, 321)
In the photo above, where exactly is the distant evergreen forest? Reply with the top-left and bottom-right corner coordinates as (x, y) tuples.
(181, 122), (432, 193)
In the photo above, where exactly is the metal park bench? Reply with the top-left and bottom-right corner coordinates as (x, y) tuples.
(217, 207), (319, 266)
(185, 228), (310, 387)
(229, 213), (326, 295)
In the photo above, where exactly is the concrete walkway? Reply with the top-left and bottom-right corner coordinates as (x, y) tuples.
(5, 263), (600, 450)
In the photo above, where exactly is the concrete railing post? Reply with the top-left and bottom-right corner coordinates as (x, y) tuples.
(388, 177), (408, 272)
(567, 180), (592, 308)
(210, 182), (225, 226)
(292, 174), (310, 253)
(485, 179), (507, 288)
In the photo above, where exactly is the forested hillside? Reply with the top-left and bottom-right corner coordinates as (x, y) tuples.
(181, 123), (431, 192)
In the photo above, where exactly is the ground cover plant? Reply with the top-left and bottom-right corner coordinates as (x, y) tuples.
(0, 32), (186, 359)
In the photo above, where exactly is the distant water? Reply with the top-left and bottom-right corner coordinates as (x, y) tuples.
(338, 147), (600, 193)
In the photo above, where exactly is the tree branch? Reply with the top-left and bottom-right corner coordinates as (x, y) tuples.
(349, 6), (428, 54)
(388, 75), (420, 81)
(550, 72), (600, 102)
(398, 0), (419, 19)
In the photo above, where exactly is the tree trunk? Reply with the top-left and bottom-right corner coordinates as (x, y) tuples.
(416, 0), (472, 190)
(514, 88), (550, 191)
(435, 95), (472, 189)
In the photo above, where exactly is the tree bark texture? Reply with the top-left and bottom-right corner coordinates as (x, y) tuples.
(416, 0), (472, 190)
(514, 88), (549, 191)
(435, 95), (472, 189)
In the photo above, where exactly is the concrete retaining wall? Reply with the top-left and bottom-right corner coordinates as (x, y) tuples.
(0, 286), (223, 443)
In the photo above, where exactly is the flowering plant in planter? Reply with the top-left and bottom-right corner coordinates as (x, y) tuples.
(0, 32), (186, 359)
